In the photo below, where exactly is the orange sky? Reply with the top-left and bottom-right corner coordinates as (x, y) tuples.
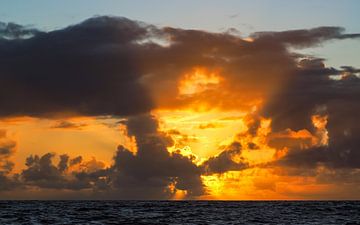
(1, 66), (358, 200)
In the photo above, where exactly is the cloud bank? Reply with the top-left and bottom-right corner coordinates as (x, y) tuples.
(0, 16), (360, 199)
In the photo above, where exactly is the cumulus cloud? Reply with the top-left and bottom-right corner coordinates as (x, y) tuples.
(263, 58), (360, 170)
(201, 142), (248, 175)
(0, 130), (15, 160)
(109, 114), (205, 199)
(70, 156), (82, 166)
(21, 153), (90, 190)
(0, 115), (206, 199)
(0, 130), (19, 191)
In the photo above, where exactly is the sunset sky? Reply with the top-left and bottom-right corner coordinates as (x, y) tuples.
(0, 0), (360, 200)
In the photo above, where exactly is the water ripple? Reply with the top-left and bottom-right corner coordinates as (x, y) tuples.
(0, 201), (359, 224)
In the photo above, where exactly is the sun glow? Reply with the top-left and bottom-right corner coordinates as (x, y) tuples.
(155, 109), (247, 159)
(178, 67), (222, 96)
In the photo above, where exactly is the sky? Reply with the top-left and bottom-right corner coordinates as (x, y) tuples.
(0, 0), (360, 200)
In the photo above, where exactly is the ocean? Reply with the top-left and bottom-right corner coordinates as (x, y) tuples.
(0, 201), (359, 224)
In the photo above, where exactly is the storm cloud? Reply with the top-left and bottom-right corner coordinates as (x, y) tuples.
(0, 17), (154, 117)
(1, 16), (359, 118)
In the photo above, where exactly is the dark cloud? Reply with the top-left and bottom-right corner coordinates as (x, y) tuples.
(0, 130), (19, 191)
(70, 156), (82, 166)
(1, 17), (359, 118)
(276, 140), (360, 170)
(0, 132), (15, 167)
(262, 57), (359, 131)
(201, 142), (248, 175)
(263, 57), (360, 169)
(21, 153), (90, 190)
(0, 173), (19, 191)
(58, 154), (70, 172)
(253, 40), (360, 170)
(251, 27), (360, 48)
(109, 114), (205, 199)
(0, 16), (154, 118)
(0, 130), (16, 158)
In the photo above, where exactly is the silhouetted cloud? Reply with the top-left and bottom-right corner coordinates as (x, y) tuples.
(0, 16), (360, 199)
(263, 58), (360, 169)
(70, 156), (82, 166)
(201, 142), (248, 175)
(0, 130), (19, 191)
(6, 115), (205, 199)
(109, 114), (205, 199)
(1, 16), (359, 118)
(0, 17), (154, 118)
(251, 27), (360, 48)
(22, 153), (90, 190)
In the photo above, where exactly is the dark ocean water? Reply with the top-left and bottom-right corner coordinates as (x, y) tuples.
(0, 201), (359, 225)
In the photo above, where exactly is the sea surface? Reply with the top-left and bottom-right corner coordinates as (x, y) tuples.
(0, 201), (359, 224)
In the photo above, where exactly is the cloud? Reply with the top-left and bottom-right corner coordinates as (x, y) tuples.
(70, 156), (82, 166)
(1, 16), (360, 199)
(109, 114), (205, 199)
(0, 130), (16, 170)
(5, 115), (205, 199)
(267, 129), (314, 150)
(166, 129), (198, 146)
(0, 16), (154, 118)
(50, 120), (88, 130)
(262, 57), (360, 170)
(0, 22), (42, 39)
(0, 130), (19, 191)
(201, 142), (249, 175)
(21, 153), (91, 190)
(58, 154), (70, 172)
(251, 27), (360, 48)
(198, 123), (222, 129)
(1, 16), (359, 118)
